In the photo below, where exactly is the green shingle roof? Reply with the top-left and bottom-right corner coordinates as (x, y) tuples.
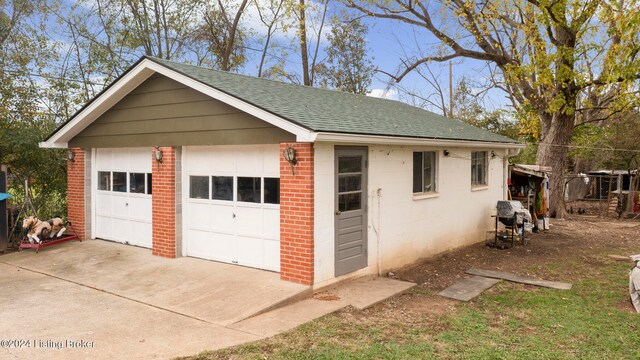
(149, 57), (517, 144)
(150, 57), (522, 144)
(47, 55), (520, 144)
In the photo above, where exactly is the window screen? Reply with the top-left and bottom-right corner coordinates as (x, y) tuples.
(413, 151), (437, 193)
(471, 151), (488, 186)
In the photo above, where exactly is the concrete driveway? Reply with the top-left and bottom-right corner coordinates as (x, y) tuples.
(0, 240), (309, 359)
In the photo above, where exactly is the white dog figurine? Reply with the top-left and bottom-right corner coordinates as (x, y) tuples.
(22, 216), (52, 244)
(631, 255), (640, 313)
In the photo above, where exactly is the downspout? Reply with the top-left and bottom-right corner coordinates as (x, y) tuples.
(373, 187), (383, 276)
(503, 148), (521, 200)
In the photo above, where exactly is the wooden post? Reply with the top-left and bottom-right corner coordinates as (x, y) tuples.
(627, 169), (639, 215)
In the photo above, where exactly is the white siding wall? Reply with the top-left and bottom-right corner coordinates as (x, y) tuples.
(314, 143), (507, 287)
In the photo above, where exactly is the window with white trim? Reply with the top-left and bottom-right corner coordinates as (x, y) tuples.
(97, 171), (152, 194)
(471, 151), (488, 186)
(189, 175), (280, 204)
(413, 151), (437, 193)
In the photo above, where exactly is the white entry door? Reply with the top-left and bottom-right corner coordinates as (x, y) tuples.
(94, 148), (153, 248)
(184, 145), (280, 272)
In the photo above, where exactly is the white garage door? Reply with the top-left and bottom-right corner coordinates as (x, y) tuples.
(184, 145), (280, 272)
(94, 148), (153, 248)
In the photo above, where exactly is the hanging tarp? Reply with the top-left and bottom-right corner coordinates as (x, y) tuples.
(0, 193), (11, 201)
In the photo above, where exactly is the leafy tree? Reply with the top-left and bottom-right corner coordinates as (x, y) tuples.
(192, 0), (249, 72)
(317, 16), (375, 94)
(346, 0), (640, 217)
(296, 0), (328, 86)
(450, 78), (520, 139)
(253, 0), (292, 77)
(1, 0), (67, 217)
(571, 110), (640, 172)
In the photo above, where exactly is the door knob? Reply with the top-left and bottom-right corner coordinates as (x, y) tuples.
(233, 213), (236, 219)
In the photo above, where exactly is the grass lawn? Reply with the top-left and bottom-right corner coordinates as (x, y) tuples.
(182, 224), (640, 359)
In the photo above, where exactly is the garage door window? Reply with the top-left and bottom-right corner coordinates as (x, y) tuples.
(146, 173), (152, 195)
(264, 178), (280, 204)
(238, 177), (261, 203)
(98, 171), (111, 191)
(98, 171), (152, 194)
(113, 172), (127, 192)
(212, 176), (233, 201)
(189, 175), (280, 204)
(190, 176), (210, 199)
(129, 173), (146, 193)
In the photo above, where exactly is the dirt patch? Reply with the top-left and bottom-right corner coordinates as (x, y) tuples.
(393, 215), (639, 293)
(313, 294), (341, 301)
(401, 294), (456, 316)
(326, 214), (640, 331)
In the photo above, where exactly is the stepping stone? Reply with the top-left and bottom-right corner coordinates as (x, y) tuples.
(438, 276), (501, 301)
(466, 268), (572, 290)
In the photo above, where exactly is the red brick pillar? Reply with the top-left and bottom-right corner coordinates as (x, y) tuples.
(152, 147), (177, 258)
(280, 142), (314, 285)
(67, 147), (86, 240)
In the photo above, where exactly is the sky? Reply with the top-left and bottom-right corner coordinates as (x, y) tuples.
(235, 1), (512, 114)
(42, 0), (511, 116)
(362, 17), (510, 111)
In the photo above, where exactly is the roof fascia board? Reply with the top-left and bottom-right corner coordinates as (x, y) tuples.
(314, 132), (525, 149)
(40, 62), (155, 148)
(145, 61), (315, 142)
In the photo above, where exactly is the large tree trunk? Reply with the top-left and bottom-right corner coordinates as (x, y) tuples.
(536, 112), (575, 218)
(298, 0), (310, 86)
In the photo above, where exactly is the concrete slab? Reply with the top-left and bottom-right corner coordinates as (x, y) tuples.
(0, 263), (260, 360)
(1, 240), (309, 325)
(1, 240), (415, 358)
(231, 276), (415, 337)
(327, 276), (417, 310)
(466, 268), (573, 290)
(438, 276), (501, 301)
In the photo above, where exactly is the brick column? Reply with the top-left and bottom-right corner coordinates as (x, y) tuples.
(280, 142), (314, 285)
(67, 147), (86, 240)
(152, 146), (177, 258)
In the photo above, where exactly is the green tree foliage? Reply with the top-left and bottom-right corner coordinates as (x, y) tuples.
(1, 0), (67, 217)
(345, 0), (640, 217)
(451, 78), (520, 140)
(571, 110), (640, 172)
(191, 1), (248, 72)
(317, 16), (375, 94)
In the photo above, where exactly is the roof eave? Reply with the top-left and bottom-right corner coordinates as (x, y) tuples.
(313, 132), (525, 149)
